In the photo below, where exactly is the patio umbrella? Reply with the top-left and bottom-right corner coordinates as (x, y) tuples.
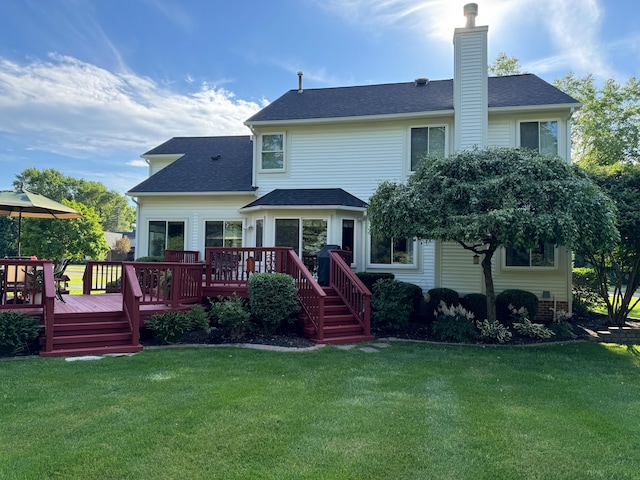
(0, 188), (83, 256)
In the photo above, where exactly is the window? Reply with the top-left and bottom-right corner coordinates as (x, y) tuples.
(520, 121), (558, 156)
(275, 218), (328, 258)
(506, 242), (555, 267)
(411, 126), (446, 170)
(205, 221), (242, 248)
(261, 134), (284, 170)
(370, 236), (414, 265)
(148, 221), (184, 257)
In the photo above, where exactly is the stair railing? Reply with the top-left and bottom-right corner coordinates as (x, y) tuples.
(122, 263), (141, 346)
(328, 250), (371, 336)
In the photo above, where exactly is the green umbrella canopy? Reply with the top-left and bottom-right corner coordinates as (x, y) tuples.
(0, 189), (83, 255)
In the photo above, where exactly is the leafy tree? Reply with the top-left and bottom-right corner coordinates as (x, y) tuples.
(489, 52), (524, 76)
(111, 236), (131, 261)
(14, 168), (135, 232)
(580, 166), (640, 325)
(0, 217), (18, 257)
(554, 73), (640, 168)
(20, 200), (110, 261)
(368, 147), (618, 323)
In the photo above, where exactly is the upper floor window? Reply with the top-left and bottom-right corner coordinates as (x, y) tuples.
(370, 235), (415, 266)
(205, 221), (243, 248)
(505, 241), (556, 268)
(261, 133), (284, 170)
(411, 126), (446, 170)
(520, 121), (558, 156)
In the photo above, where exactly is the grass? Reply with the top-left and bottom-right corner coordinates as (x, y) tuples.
(1, 341), (639, 479)
(592, 296), (640, 319)
(63, 264), (86, 294)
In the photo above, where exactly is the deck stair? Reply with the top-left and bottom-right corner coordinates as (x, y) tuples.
(40, 310), (142, 357)
(303, 287), (374, 344)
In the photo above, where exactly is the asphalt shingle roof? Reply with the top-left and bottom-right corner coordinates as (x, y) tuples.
(128, 136), (254, 194)
(242, 189), (368, 209)
(246, 74), (579, 123)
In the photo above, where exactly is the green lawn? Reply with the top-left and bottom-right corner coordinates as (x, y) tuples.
(1, 342), (639, 479)
(592, 296), (640, 319)
(63, 264), (86, 294)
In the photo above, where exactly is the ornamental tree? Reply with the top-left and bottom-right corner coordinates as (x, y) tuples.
(367, 147), (618, 323)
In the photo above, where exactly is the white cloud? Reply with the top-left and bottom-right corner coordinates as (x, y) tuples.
(128, 160), (149, 168)
(0, 53), (261, 161)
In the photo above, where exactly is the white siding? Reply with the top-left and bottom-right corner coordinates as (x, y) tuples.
(136, 194), (255, 258)
(454, 26), (488, 150)
(438, 242), (483, 295)
(487, 117), (512, 147)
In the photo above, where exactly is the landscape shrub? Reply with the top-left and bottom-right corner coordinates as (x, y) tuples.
(146, 305), (210, 344)
(510, 306), (555, 339)
(425, 288), (460, 323)
(476, 319), (512, 344)
(355, 272), (395, 292)
(431, 301), (477, 343)
(371, 279), (414, 331)
(210, 295), (251, 340)
(461, 293), (488, 321)
(248, 273), (299, 335)
(572, 267), (603, 316)
(548, 310), (576, 339)
(134, 256), (164, 262)
(0, 311), (41, 355)
(403, 282), (424, 322)
(496, 289), (539, 323)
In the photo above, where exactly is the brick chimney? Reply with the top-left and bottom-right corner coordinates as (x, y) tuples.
(453, 3), (488, 151)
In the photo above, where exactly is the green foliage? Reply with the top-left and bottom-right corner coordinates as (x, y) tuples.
(210, 295), (251, 340)
(426, 288), (460, 323)
(572, 267), (603, 316)
(496, 290), (539, 323)
(549, 320), (577, 340)
(580, 166), (640, 325)
(146, 307), (210, 345)
(431, 302), (478, 343)
(248, 273), (299, 335)
(513, 318), (555, 340)
(371, 279), (414, 331)
(355, 272), (395, 292)
(111, 237), (131, 261)
(135, 256), (165, 262)
(476, 319), (512, 344)
(554, 74), (640, 168)
(15, 167), (135, 231)
(0, 217), (18, 257)
(0, 311), (41, 355)
(368, 147), (618, 324)
(461, 293), (488, 322)
(20, 200), (109, 261)
(489, 52), (524, 76)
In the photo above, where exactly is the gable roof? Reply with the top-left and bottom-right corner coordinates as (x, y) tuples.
(128, 136), (254, 194)
(241, 189), (368, 211)
(245, 74), (579, 124)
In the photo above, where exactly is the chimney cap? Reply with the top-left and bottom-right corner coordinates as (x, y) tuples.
(463, 3), (478, 28)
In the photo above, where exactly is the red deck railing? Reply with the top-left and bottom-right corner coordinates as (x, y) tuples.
(329, 250), (371, 337)
(122, 263), (141, 346)
(164, 250), (199, 263)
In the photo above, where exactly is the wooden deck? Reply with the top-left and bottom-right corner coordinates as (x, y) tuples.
(54, 293), (180, 319)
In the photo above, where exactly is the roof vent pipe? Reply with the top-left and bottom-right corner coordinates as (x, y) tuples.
(297, 71), (303, 93)
(414, 77), (429, 86)
(464, 3), (478, 28)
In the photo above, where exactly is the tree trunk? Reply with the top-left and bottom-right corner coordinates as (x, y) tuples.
(482, 246), (498, 323)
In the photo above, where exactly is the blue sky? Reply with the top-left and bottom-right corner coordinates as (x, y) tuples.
(0, 0), (637, 194)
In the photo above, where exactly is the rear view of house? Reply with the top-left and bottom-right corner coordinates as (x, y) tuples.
(128, 4), (580, 317)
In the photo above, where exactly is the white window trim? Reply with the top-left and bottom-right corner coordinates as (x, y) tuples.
(501, 245), (559, 271)
(407, 124), (448, 173)
(516, 119), (560, 154)
(259, 132), (286, 172)
(367, 235), (419, 269)
(203, 219), (245, 249)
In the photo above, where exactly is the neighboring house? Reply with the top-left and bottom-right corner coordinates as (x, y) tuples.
(127, 7), (580, 317)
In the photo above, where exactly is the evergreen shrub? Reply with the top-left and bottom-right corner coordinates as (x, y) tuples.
(248, 273), (299, 334)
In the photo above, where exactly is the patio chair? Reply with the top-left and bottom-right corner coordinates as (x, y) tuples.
(4, 264), (27, 304)
(53, 258), (71, 302)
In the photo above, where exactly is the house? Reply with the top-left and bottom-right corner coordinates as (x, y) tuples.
(127, 4), (580, 319)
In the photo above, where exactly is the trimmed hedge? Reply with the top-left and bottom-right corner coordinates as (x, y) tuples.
(461, 293), (488, 322)
(248, 273), (299, 334)
(425, 288), (460, 323)
(355, 272), (395, 292)
(371, 279), (414, 331)
(496, 289), (539, 324)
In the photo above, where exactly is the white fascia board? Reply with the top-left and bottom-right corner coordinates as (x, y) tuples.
(126, 190), (257, 197)
(240, 205), (367, 213)
(488, 103), (582, 114)
(245, 110), (455, 128)
(141, 153), (185, 162)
